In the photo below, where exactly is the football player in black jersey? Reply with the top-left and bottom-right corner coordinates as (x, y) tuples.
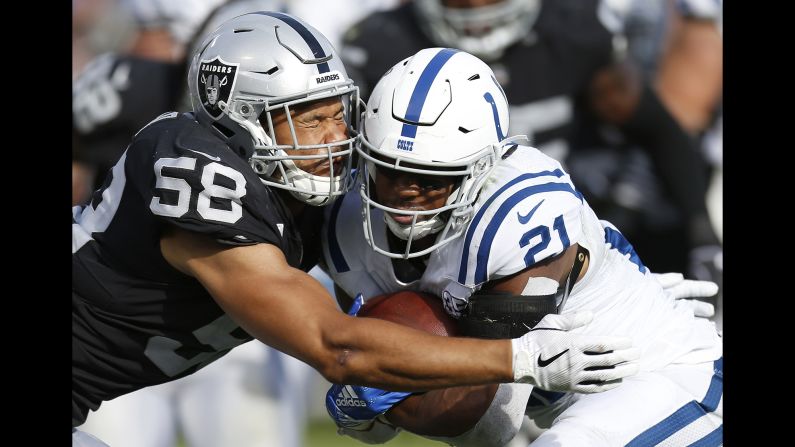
(73, 3), (329, 447)
(340, 0), (720, 281)
(73, 12), (643, 445)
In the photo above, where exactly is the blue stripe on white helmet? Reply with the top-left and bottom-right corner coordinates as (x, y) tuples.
(358, 48), (510, 259)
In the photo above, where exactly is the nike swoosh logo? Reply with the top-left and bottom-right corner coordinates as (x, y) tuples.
(185, 148), (221, 162)
(517, 199), (545, 224)
(537, 349), (569, 367)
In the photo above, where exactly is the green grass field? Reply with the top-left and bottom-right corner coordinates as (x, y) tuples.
(305, 420), (445, 447)
(174, 420), (443, 447)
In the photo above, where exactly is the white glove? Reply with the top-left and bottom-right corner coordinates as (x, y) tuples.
(511, 311), (640, 393)
(335, 415), (401, 444)
(653, 272), (717, 318)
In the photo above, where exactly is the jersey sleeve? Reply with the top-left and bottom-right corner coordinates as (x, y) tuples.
(457, 169), (585, 286)
(126, 113), (285, 247)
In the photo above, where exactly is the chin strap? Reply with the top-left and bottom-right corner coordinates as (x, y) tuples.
(556, 245), (589, 313)
(383, 212), (445, 241)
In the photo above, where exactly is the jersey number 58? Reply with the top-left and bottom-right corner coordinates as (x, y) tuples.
(150, 157), (247, 224)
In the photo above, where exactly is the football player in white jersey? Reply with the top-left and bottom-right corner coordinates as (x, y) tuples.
(322, 48), (722, 446)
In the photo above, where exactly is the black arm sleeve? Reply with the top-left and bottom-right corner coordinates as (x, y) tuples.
(620, 85), (719, 246)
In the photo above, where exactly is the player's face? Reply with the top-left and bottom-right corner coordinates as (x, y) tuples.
(373, 159), (458, 226)
(268, 97), (349, 177)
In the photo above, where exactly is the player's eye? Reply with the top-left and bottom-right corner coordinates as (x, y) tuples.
(416, 175), (449, 191)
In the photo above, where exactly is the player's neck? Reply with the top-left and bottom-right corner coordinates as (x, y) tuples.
(276, 190), (307, 219)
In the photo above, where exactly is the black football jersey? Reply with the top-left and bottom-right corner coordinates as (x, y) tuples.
(72, 112), (323, 427)
(73, 54), (184, 181)
(341, 0), (613, 157)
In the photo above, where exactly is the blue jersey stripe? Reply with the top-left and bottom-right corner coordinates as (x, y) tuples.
(255, 12), (330, 73)
(604, 226), (647, 273)
(625, 357), (723, 447)
(400, 48), (459, 139)
(625, 402), (705, 447)
(701, 357), (723, 412)
(457, 169), (568, 283)
(327, 197), (349, 273)
(473, 183), (581, 284)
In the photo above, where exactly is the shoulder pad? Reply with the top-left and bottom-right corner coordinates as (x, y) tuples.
(457, 169), (584, 286)
(124, 114), (287, 249)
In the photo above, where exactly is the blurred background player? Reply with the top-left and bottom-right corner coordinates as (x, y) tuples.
(338, 0), (722, 305)
(653, 0), (722, 329)
(580, 0), (723, 329)
(73, 2), (321, 447)
(73, 0), (222, 205)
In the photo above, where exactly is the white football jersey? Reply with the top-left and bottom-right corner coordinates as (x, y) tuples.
(323, 144), (721, 370)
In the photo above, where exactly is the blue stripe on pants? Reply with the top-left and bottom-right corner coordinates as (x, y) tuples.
(625, 357), (722, 446)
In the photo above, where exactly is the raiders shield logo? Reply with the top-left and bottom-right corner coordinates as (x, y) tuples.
(197, 56), (239, 119)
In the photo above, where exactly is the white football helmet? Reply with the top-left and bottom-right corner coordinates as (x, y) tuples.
(358, 48), (510, 258)
(413, 0), (541, 61)
(188, 12), (360, 206)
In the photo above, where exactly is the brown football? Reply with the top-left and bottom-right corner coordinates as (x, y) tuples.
(358, 290), (459, 336)
(359, 291), (492, 438)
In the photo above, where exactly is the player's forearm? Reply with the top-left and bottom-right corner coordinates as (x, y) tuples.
(188, 247), (514, 390)
(238, 287), (512, 389)
(655, 20), (722, 133)
(318, 314), (512, 389)
(235, 265), (515, 389)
